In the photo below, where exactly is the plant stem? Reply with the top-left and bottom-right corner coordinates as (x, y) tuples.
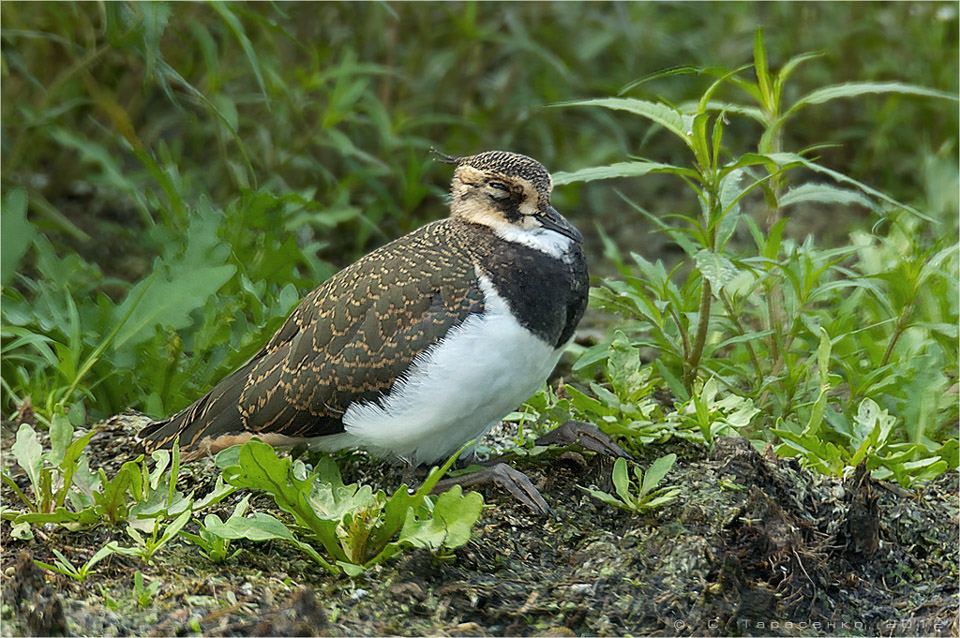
(669, 306), (691, 361)
(719, 290), (764, 388)
(880, 299), (916, 367)
(684, 278), (712, 391)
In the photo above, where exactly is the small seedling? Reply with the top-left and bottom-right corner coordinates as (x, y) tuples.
(180, 497), (248, 563)
(582, 454), (681, 514)
(34, 544), (115, 583)
(1, 418), (97, 527)
(133, 571), (162, 609)
(108, 509), (192, 565)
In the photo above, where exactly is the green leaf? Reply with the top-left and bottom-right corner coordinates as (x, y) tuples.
(816, 326), (832, 388)
(607, 331), (651, 399)
(1, 187), (35, 286)
(96, 461), (137, 522)
(47, 412), (75, 467)
(214, 445), (243, 471)
(553, 160), (682, 186)
(396, 486), (483, 551)
(789, 81), (958, 114)
(763, 218), (789, 263)
(554, 98), (695, 149)
(698, 100), (766, 124)
(85, 544), (118, 572)
(193, 477), (236, 511)
(723, 400), (760, 429)
(138, 1), (170, 83)
(655, 359), (689, 402)
(619, 65), (703, 95)
(15, 507), (87, 526)
(937, 440), (959, 470)
(853, 398), (897, 447)
(611, 457), (633, 504)
(572, 343), (613, 372)
(220, 440), (343, 559)
(113, 264), (236, 350)
(753, 27), (771, 111)
(204, 510), (337, 573)
(566, 385), (616, 418)
(641, 490), (682, 510)
(113, 207), (237, 349)
(11, 523), (34, 540)
(60, 430), (96, 484)
(49, 128), (150, 220)
(12, 424), (43, 494)
(640, 454), (677, 497)
(210, 3), (269, 102)
(850, 399), (897, 466)
(695, 250), (739, 293)
(413, 442), (470, 498)
(777, 52), (825, 86)
(778, 183), (874, 209)
(718, 167), (745, 219)
(804, 389), (828, 438)
(205, 511), (292, 542)
(167, 439), (180, 507)
(759, 152), (932, 221)
(160, 507), (191, 537)
(579, 486), (628, 510)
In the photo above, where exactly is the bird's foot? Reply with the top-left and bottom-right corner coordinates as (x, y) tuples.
(533, 420), (633, 459)
(428, 421), (627, 516)
(432, 463), (553, 516)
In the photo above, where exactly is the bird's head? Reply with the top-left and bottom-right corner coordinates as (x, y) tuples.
(437, 150), (583, 246)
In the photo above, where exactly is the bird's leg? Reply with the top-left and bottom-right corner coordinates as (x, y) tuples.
(430, 421), (629, 516)
(432, 463), (553, 516)
(406, 451), (552, 515)
(481, 419), (632, 466)
(531, 420), (633, 459)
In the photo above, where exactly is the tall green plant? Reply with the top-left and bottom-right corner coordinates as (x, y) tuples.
(555, 28), (958, 484)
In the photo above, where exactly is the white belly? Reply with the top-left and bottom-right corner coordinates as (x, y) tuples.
(314, 275), (564, 465)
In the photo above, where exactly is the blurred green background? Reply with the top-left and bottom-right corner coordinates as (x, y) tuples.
(1, 1), (957, 427)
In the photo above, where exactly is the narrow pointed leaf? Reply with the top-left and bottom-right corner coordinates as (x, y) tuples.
(640, 454), (677, 497)
(779, 183), (874, 209)
(553, 161), (683, 185)
(789, 82), (958, 114)
(554, 98), (695, 148)
(611, 457), (633, 504)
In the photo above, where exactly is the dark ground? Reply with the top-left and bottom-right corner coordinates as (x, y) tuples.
(2, 414), (957, 637)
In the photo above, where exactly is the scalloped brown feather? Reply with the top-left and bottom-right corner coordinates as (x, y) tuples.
(138, 219), (486, 458)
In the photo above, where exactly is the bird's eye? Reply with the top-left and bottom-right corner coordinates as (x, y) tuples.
(486, 181), (510, 200)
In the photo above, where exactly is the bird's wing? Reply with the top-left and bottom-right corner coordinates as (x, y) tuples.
(139, 221), (484, 456)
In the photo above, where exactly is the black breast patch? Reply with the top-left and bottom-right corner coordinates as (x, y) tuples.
(466, 228), (588, 348)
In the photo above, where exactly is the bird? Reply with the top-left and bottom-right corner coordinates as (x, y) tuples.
(139, 150), (620, 512)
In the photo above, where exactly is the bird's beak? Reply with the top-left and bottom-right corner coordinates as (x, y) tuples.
(539, 205), (583, 243)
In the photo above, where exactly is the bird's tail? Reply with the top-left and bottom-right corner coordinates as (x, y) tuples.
(138, 371), (249, 461)
(137, 398), (211, 461)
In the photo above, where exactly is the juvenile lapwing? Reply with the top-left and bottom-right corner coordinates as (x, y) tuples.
(139, 150), (623, 513)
